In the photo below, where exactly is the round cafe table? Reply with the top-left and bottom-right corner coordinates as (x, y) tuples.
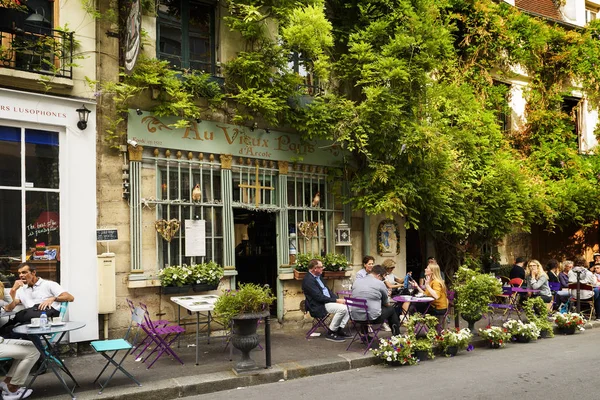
(13, 321), (86, 399)
(392, 295), (435, 328)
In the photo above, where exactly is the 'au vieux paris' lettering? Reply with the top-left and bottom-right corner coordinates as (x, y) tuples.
(181, 123), (315, 158)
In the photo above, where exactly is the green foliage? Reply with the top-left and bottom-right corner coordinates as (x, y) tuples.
(523, 296), (554, 337)
(293, 252), (321, 272)
(453, 267), (502, 322)
(158, 264), (193, 287)
(100, 57), (224, 147)
(213, 283), (275, 325)
(322, 252), (348, 271)
(405, 313), (439, 359)
(190, 261), (224, 286)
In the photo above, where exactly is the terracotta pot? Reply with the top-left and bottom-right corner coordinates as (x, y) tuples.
(293, 270), (307, 280)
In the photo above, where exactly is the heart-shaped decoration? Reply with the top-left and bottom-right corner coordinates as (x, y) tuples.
(298, 221), (319, 240)
(155, 219), (180, 242)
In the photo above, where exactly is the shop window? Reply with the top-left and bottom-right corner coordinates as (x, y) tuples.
(232, 163), (277, 206)
(0, 126), (60, 282)
(156, 163), (223, 267)
(286, 167), (337, 255)
(157, 0), (216, 74)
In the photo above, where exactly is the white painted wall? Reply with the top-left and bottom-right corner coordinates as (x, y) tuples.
(0, 88), (98, 342)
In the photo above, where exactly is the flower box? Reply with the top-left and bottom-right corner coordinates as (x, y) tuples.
(322, 270), (347, 279)
(293, 269), (307, 280)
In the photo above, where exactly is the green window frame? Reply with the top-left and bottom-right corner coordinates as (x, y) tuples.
(157, 0), (216, 74)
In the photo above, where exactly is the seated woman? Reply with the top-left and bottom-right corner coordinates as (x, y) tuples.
(412, 263), (448, 316)
(382, 259), (403, 296)
(525, 259), (552, 305)
(0, 282), (13, 328)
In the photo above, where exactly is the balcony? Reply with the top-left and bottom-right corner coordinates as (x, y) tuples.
(0, 27), (74, 79)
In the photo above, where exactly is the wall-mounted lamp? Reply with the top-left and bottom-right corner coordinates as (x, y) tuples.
(76, 105), (91, 130)
(335, 220), (352, 246)
(136, 108), (143, 116)
(250, 122), (258, 132)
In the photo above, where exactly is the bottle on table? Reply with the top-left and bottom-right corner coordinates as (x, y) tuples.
(40, 312), (49, 330)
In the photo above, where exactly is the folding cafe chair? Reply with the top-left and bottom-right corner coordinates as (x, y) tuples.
(488, 286), (521, 323)
(138, 302), (185, 368)
(90, 306), (144, 393)
(567, 283), (596, 320)
(300, 299), (332, 339)
(344, 297), (384, 355)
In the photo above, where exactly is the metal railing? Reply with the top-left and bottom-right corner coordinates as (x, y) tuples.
(0, 27), (74, 79)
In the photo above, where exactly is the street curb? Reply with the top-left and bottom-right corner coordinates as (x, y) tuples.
(42, 321), (600, 400)
(42, 353), (380, 400)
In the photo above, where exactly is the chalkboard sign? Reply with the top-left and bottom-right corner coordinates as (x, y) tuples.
(97, 229), (118, 241)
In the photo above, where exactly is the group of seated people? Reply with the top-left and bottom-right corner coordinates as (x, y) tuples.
(0, 262), (74, 400)
(302, 255), (448, 343)
(507, 255), (600, 319)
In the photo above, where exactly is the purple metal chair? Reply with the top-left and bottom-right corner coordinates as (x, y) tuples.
(301, 299), (332, 339)
(344, 297), (383, 355)
(126, 298), (169, 361)
(488, 286), (521, 323)
(138, 302), (185, 368)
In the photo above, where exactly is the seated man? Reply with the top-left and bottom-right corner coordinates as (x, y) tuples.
(568, 256), (600, 320)
(302, 259), (350, 342)
(351, 265), (400, 336)
(2, 263), (74, 333)
(0, 336), (39, 400)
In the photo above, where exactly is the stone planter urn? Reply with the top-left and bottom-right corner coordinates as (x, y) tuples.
(231, 310), (270, 373)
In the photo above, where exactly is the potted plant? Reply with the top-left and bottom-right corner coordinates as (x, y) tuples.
(453, 267), (502, 331)
(524, 297), (554, 338)
(213, 283), (275, 372)
(293, 253), (321, 280)
(553, 312), (586, 335)
(322, 252), (349, 278)
(371, 335), (417, 366)
(435, 328), (473, 357)
(503, 319), (540, 343)
(190, 261), (224, 292)
(405, 314), (438, 360)
(478, 325), (512, 348)
(158, 264), (193, 294)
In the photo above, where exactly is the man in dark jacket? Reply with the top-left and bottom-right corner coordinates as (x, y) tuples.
(509, 257), (526, 281)
(302, 259), (350, 342)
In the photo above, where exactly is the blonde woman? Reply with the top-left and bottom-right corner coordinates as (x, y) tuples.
(525, 259), (552, 303)
(413, 263), (448, 315)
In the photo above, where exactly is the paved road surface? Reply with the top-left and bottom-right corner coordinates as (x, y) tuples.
(184, 330), (599, 400)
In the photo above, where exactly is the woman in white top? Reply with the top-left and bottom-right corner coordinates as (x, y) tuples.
(382, 259), (403, 295)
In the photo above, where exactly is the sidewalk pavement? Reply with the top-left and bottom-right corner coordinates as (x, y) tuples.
(28, 316), (600, 400)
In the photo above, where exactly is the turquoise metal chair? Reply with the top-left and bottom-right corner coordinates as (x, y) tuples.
(90, 306), (144, 393)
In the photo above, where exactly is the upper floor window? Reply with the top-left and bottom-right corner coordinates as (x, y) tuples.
(157, 0), (216, 74)
(586, 6), (598, 24)
(288, 52), (321, 95)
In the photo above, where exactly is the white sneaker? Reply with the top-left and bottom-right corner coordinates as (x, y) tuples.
(0, 381), (9, 393)
(381, 322), (392, 332)
(4, 387), (33, 400)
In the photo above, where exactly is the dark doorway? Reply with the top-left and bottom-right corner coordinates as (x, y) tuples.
(233, 209), (277, 294)
(406, 228), (422, 278)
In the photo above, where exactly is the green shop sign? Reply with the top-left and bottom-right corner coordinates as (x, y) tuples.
(127, 110), (343, 167)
